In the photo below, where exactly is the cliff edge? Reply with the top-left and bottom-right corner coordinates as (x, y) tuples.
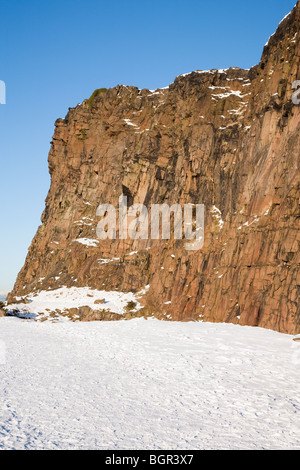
(7, 3), (300, 333)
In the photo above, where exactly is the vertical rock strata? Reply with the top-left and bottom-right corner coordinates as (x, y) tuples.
(8, 4), (300, 333)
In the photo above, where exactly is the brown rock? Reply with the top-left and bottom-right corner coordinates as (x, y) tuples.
(6, 3), (300, 334)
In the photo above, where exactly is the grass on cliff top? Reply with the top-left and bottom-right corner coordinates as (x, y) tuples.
(87, 88), (107, 109)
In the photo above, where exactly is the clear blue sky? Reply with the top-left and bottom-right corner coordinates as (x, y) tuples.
(0, 0), (296, 294)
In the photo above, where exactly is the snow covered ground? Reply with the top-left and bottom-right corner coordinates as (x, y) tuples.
(0, 316), (299, 450)
(4, 286), (149, 319)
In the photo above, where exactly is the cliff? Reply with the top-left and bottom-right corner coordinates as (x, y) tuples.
(7, 3), (300, 333)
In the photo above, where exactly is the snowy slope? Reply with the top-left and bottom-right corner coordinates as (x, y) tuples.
(4, 286), (148, 319)
(0, 317), (299, 450)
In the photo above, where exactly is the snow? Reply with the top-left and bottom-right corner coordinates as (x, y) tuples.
(0, 317), (299, 450)
(211, 90), (246, 100)
(177, 68), (233, 79)
(124, 119), (139, 127)
(98, 257), (120, 265)
(227, 108), (245, 116)
(265, 33), (275, 47)
(73, 238), (99, 247)
(208, 86), (228, 90)
(4, 286), (145, 319)
(264, 6), (295, 46)
(97, 252), (138, 264)
(291, 32), (298, 43)
(74, 217), (93, 226)
(147, 86), (169, 94)
(134, 128), (150, 134)
(237, 216), (260, 230)
(278, 9), (294, 26)
(210, 206), (224, 230)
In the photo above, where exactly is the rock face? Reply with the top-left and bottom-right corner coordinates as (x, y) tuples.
(7, 4), (300, 333)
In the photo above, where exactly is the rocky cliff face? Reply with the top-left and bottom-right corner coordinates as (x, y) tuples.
(7, 4), (300, 333)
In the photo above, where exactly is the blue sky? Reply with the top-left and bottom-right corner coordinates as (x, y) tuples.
(0, 0), (296, 294)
